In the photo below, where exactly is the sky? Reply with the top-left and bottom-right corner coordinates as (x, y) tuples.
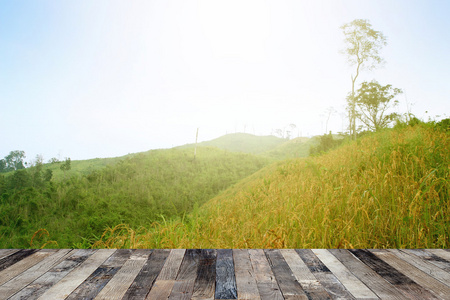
(1, 0), (449, 161)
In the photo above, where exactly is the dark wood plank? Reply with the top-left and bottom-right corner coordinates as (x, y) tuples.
(65, 249), (132, 300)
(123, 249), (170, 300)
(264, 249), (307, 300)
(168, 249), (200, 300)
(281, 249), (331, 300)
(215, 249), (237, 300)
(352, 249), (437, 300)
(9, 249), (94, 300)
(0, 249), (20, 260)
(0, 249), (73, 299)
(192, 249), (216, 299)
(0, 249), (38, 272)
(329, 249), (406, 300)
(296, 249), (355, 299)
(371, 249), (450, 299)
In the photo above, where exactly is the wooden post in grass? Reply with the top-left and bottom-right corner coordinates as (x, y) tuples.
(194, 128), (199, 160)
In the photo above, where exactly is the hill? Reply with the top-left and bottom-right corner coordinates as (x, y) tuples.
(178, 133), (287, 154)
(95, 124), (449, 249)
(0, 147), (270, 248)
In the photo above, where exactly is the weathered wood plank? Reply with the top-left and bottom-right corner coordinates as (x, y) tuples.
(427, 249), (450, 262)
(145, 249), (185, 299)
(66, 249), (132, 300)
(233, 249), (260, 300)
(37, 249), (115, 300)
(248, 249), (283, 300)
(296, 249), (355, 299)
(215, 249), (237, 300)
(123, 249), (170, 300)
(0, 249), (57, 286)
(389, 249), (450, 287)
(371, 249), (450, 299)
(264, 249), (308, 300)
(313, 249), (378, 299)
(9, 249), (93, 300)
(192, 249), (216, 300)
(94, 249), (151, 300)
(0, 249), (73, 299)
(403, 249), (450, 272)
(281, 249), (331, 300)
(168, 249), (200, 300)
(0, 249), (20, 260)
(0, 249), (38, 272)
(351, 249), (436, 300)
(329, 249), (406, 300)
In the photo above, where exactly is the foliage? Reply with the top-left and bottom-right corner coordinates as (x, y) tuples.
(310, 132), (345, 155)
(0, 147), (269, 248)
(354, 80), (402, 131)
(98, 124), (450, 249)
(0, 150), (26, 173)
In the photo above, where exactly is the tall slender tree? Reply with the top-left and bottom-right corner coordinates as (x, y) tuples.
(341, 19), (387, 139)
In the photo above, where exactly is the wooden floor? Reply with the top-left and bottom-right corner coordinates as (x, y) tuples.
(1, 249), (450, 299)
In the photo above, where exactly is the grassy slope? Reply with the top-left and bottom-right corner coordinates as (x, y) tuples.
(95, 125), (449, 249)
(0, 147), (269, 248)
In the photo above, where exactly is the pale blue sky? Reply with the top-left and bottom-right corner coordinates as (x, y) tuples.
(1, 0), (449, 161)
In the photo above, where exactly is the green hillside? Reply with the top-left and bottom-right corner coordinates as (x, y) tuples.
(94, 124), (449, 249)
(178, 132), (287, 154)
(0, 147), (269, 248)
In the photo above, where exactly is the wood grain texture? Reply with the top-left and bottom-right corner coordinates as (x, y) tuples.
(264, 249), (307, 300)
(66, 249), (133, 300)
(192, 249), (216, 300)
(94, 249), (151, 300)
(215, 249), (237, 300)
(9, 249), (93, 300)
(403, 249), (450, 272)
(0, 249), (38, 272)
(37, 249), (115, 300)
(281, 249), (331, 300)
(0, 249), (20, 260)
(168, 249), (200, 300)
(352, 249), (436, 300)
(248, 249), (283, 300)
(329, 249), (406, 300)
(233, 249), (260, 300)
(0, 249), (56, 286)
(296, 249), (355, 299)
(312, 249), (377, 299)
(0, 249), (73, 299)
(124, 249), (170, 300)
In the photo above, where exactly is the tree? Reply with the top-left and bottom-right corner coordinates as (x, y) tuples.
(341, 19), (387, 139)
(2, 150), (26, 172)
(60, 157), (71, 179)
(354, 80), (402, 131)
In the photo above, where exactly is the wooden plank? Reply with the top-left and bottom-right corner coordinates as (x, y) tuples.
(168, 249), (200, 300)
(371, 249), (450, 299)
(123, 249), (170, 300)
(233, 249), (260, 300)
(0, 249), (38, 272)
(94, 249), (151, 300)
(215, 249), (238, 300)
(403, 249), (450, 272)
(9, 249), (94, 300)
(0, 249), (57, 286)
(264, 249), (308, 300)
(192, 249), (216, 300)
(0, 249), (20, 260)
(427, 249), (450, 262)
(281, 249), (332, 300)
(313, 249), (378, 299)
(145, 249), (185, 299)
(37, 249), (115, 300)
(329, 249), (406, 300)
(296, 249), (355, 299)
(0, 249), (73, 299)
(66, 249), (132, 300)
(389, 249), (450, 287)
(248, 249), (283, 300)
(351, 249), (435, 300)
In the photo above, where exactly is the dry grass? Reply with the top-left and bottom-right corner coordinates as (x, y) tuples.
(94, 126), (449, 249)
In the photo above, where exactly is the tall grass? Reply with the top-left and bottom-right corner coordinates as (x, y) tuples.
(94, 125), (449, 249)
